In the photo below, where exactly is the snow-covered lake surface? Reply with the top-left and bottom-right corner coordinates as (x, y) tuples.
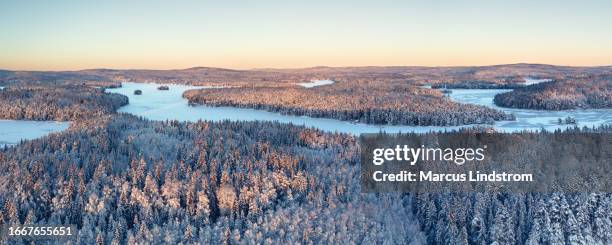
(2, 77), (605, 147)
(108, 82), (467, 134)
(0, 120), (69, 147)
(108, 81), (612, 134)
(445, 78), (612, 131)
(524, 77), (552, 85)
(298, 79), (335, 88)
(448, 89), (612, 132)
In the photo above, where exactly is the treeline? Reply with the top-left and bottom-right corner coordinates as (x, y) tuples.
(0, 85), (128, 121)
(5, 64), (612, 88)
(431, 76), (527, 89)
(494, 75), (612, 110)
(0, 114), (424, 244)
(184, 80), (515, 126)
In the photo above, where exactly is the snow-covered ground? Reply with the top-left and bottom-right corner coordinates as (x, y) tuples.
(524, 77), (552, 85)
(297, 79), (335, 88)
(0, 120), (69, 147)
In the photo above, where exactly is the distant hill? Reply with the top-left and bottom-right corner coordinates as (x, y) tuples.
(2, 64), (611, 86)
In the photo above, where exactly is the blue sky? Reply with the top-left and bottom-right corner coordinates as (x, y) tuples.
(1, 0), (611, 70)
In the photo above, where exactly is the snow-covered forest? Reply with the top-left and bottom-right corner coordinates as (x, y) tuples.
(183, 80), (514, 126)
(0, 114), (426, 244)
(1, 114), (610, 243)
(0, 65), (611, 243)
(0, 85), (127, 121)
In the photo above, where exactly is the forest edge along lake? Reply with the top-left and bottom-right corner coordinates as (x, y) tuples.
(2, 77), (611, 147)
(106, 79), (612, 135)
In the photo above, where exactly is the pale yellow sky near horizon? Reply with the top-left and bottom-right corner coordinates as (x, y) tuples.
(1, 1), (611, 71)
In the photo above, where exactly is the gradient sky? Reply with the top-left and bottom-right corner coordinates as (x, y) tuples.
(1, 0), (611, 70)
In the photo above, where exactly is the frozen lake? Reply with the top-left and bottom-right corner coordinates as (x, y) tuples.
(0, 120), (69, 147)
(298, 79), (335, 88)
(448, 89), (612, 131)
(445, 78), (612, 131)
(108, 82), (467, 134)
(0, 86), (70, 147)
(524, 77), (552, 85)
(2, 77), (607, 147)
(108, 81), (612, 134)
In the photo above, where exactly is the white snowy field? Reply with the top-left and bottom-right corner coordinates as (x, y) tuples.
(297, 79), (335, 88)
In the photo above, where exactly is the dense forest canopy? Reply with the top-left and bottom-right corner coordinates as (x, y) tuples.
(0, 114), (425, 244)
(0, 114), (610, 243)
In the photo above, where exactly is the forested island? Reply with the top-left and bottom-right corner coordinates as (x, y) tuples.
(184, 80), (515, 126)
(494, 75), (612, 110)
(1, 114), (610, 243)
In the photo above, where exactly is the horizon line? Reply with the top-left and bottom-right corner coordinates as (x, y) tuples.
(3, 63), (612, 73)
